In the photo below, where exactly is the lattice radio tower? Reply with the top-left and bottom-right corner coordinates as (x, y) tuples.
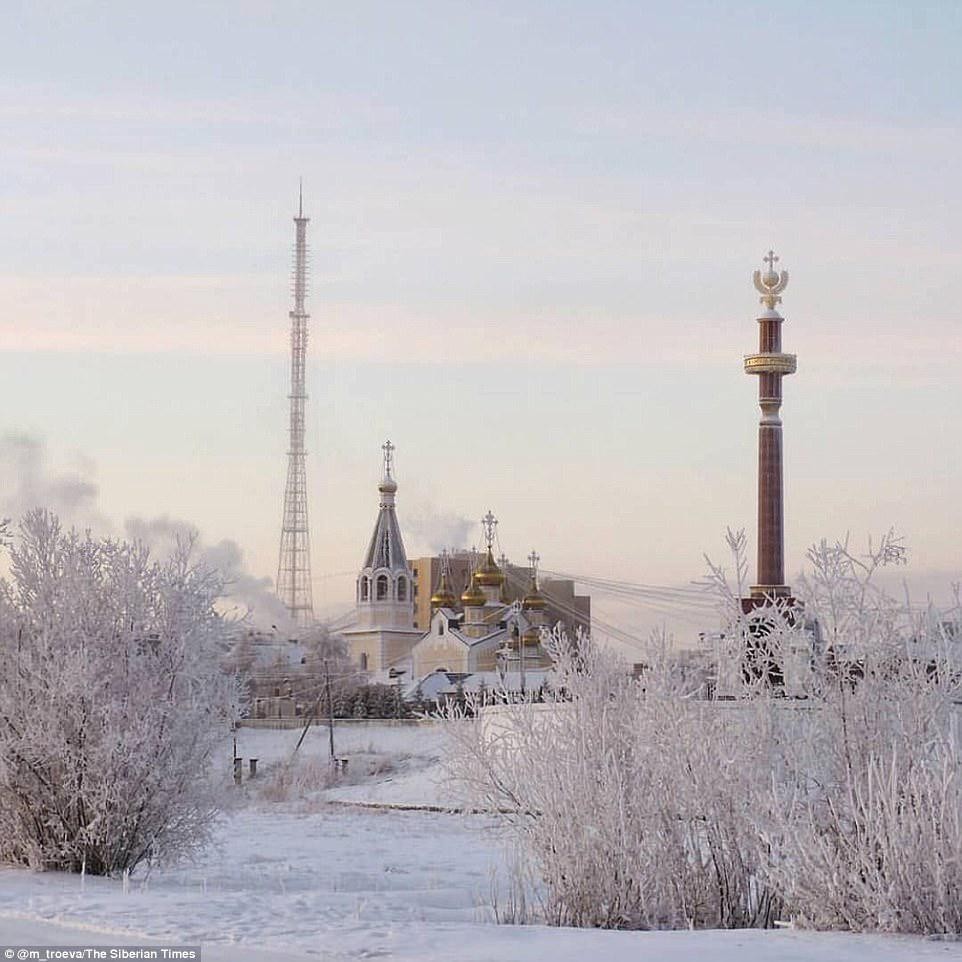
(276, 184), (314, 627)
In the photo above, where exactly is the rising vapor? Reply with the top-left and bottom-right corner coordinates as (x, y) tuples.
(0, 433), (108, 531)
(0, 432), (290, 629)
(404, 504), (475, 555)
(125, 514), (292, 628)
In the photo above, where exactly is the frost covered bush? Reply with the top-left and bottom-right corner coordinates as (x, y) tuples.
(757, 534), (962, 934)
(446, 530), (962, 934)
(445, 631), (781, 929)
(0, 510), (240, 875)
(257, 755), (336, 804)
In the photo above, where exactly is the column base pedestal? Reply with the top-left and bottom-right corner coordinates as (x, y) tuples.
(741, 588), (794, 614)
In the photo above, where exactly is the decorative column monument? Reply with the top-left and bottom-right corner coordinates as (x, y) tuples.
(743, 250), (797, 604)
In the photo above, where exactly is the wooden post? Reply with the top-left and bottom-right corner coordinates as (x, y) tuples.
(325, 658), (335, 760)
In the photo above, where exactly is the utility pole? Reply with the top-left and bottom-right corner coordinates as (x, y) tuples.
(517, 600), (526, 699)
(325, 657), (335, 760)
(292, 656), (334, 759)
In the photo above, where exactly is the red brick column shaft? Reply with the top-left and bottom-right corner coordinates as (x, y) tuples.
(757, 312), (784, 592)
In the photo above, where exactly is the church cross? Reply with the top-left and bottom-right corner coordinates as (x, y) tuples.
(763, 249), (779, 271)
(481, 510), (498, 549)
(382, 439), (395, 478)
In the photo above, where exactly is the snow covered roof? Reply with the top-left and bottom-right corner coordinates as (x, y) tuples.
(433, 606), (532, 650)
(410, 668), (553, 699)
(459, 669), (552, 692)
(406, 670), (472, 702)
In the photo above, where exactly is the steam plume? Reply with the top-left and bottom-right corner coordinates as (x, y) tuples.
(0, 433), (289, 629)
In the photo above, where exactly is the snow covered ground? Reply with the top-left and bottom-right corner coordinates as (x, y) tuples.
(0, 724), (958, 962)
(238, 721), (458, 808)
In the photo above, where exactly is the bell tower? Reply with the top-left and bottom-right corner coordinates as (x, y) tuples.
(342, 441), (422, 672)
(354, 440), (414, 629)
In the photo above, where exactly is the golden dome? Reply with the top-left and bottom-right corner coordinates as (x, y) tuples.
(522, 585), (547, 611)
(461, 573), (486, 607)
(474, 547), (505, 587)
(431, 569), (457, 609)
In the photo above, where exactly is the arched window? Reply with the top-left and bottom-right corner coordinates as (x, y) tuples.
(360, 652), (368, 671)
(397, 576), (407, 601)
(360, 576), (369, 601)
(376, 575), (389, 600)
(437, 620), (444, 636)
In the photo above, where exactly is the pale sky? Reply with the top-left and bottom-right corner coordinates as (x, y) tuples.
(1, 2), (960, 643)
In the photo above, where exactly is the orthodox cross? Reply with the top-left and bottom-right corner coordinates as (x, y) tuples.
(527, 550), (540, 577)
(481, 510), (498, 549)
(382, 439), (395, 478)
(763, 249), (778, 272)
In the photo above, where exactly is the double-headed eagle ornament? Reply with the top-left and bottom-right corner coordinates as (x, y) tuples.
(753, 250), (789, 309)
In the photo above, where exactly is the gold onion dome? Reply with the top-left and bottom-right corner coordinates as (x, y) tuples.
(522, 583), (547, 611)
(474, 547), (505, 587)
(522, 625), (542, 646)
(461, 573), (486, 607)
(431, 570), (457, 609)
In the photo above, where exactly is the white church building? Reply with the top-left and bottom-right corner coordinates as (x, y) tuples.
(342, 442), (552, 684)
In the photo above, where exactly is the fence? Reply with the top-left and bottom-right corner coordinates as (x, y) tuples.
(237, 716), (437, 730)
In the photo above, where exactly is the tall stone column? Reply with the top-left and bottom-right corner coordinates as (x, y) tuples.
(744, 251), (796, 600)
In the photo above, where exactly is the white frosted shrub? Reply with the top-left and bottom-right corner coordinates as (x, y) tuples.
(447, 529), (962, 935)
(757, 534), (962, 933)
(0, 510), (240, 875)
(445, 630), (780, 928)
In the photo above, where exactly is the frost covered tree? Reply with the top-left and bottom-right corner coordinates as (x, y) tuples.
(0, 510), (240, 875)
(445, 627), (780, 929)
(756, 533), (962, 933)
(446, 528), (962, 935)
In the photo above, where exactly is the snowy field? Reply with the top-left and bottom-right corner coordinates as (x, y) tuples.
(236, 722), (457, 808)
(0, 724), (958, 962)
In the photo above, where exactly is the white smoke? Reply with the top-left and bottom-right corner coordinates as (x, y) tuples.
(124, 514), (292, 629)
(0, 433), (109, 532)
(403, 504), (475, 555)
(0, 433), (289, 630)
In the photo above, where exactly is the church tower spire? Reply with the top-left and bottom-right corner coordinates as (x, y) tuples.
(354, 440), (414, 629)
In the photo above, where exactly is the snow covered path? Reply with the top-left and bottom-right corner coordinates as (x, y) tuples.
(1, 905), (960, 962)
(0, 806), (958, 962)
(0, 808), (501, 948)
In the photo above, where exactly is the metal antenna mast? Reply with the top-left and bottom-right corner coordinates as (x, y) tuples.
(276, 183), (314, 628)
